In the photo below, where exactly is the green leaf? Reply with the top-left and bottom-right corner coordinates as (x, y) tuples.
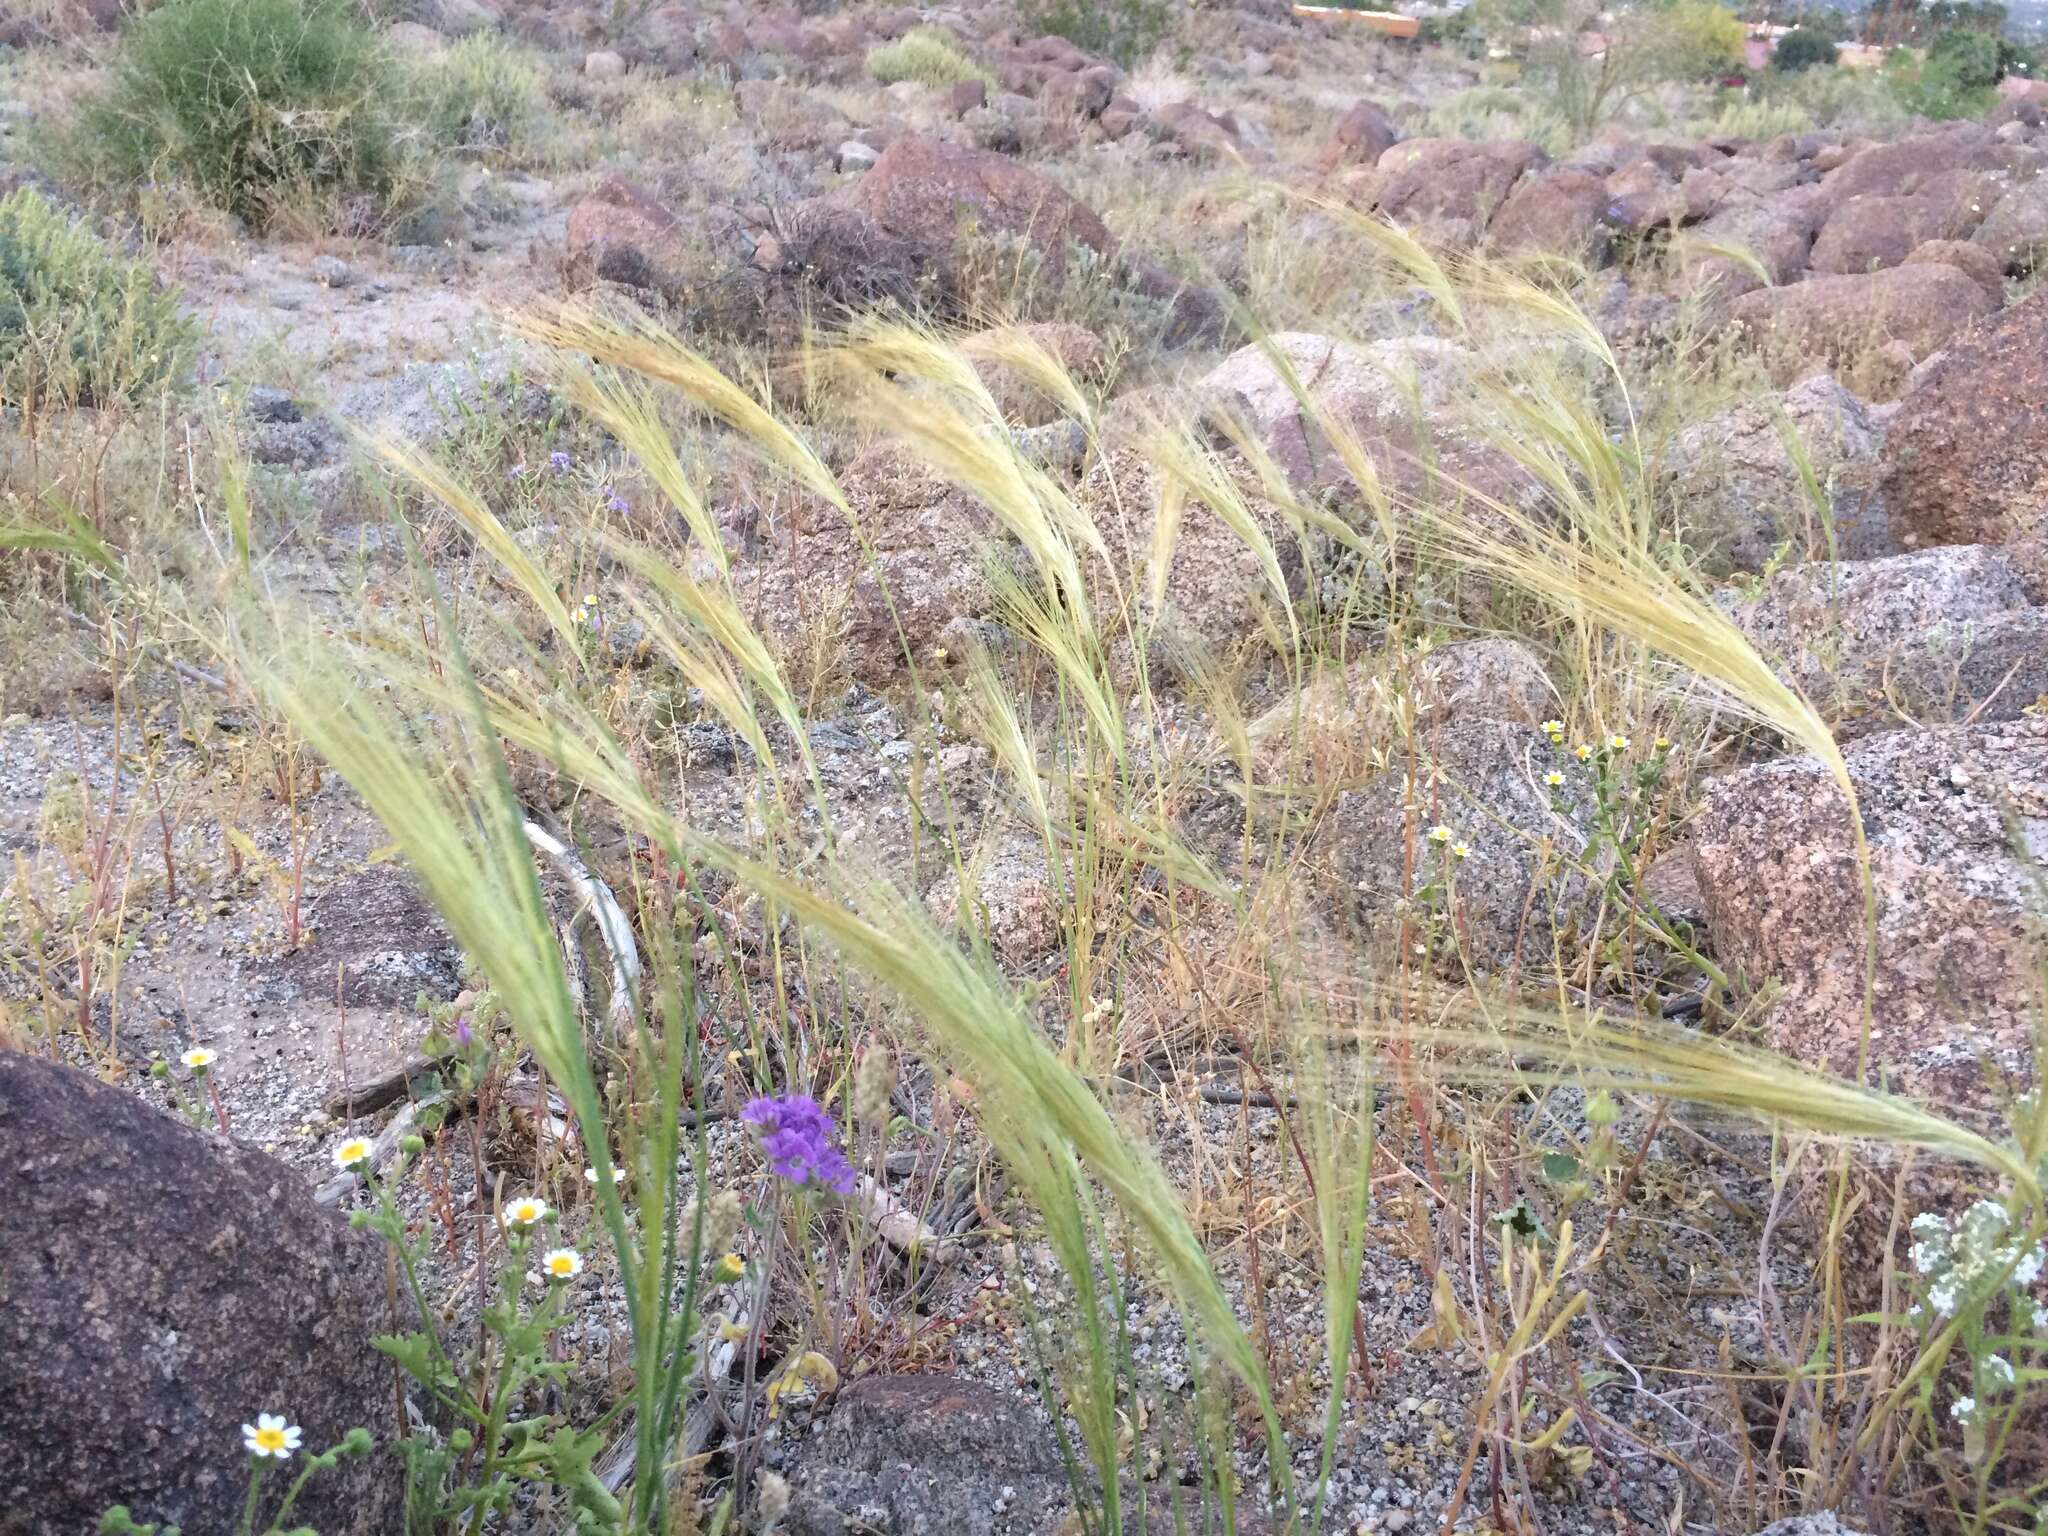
(1542, 1151), (1582, 1184)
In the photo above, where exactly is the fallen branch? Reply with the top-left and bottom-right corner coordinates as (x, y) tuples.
(523, 819), (640, 1041)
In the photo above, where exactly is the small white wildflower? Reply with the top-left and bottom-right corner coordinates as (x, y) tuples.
(181, 1047), (217, 1071)
(503, 1197), (550, 1230)
(1912, 1212), (1949, 1238)
(1427, 824), (1454, 844)
(2014, 1244), (2045, 1286)
(1983, 1354), (2015, 1388)
(1544, 770), (1566, 787)
(1929, 1276), (1961, 1317)
(1575, 743), (1594, 762)
(1965, 1198), (2010, 1238)
(1540, 718), (1564, 735)
(541, 1247), (583, 1282)
(333, 1137), (374, 1172)
(1950, 1395), (1976, 1421)
(1910, 1240), (1942, 1275)
(242, 1414), (302, 1460)
(1607, 733), (1630, 752)
(584, 1166), (625, 1185)
(1450, 841), (1472, 860)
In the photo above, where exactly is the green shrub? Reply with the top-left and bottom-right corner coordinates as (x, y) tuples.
(865, 26), (989, 88)
(1886, 37), (1998, 118)
(65, 0), (411, 229)
(0, 187), (193, 408)
(1927, 26), (2004, 86)
(413, 32), (549, 153)
(1772, 27), (1840, 73)
(1016, 0), (1176, 69)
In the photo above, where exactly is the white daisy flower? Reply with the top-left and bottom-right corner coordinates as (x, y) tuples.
(182, 1047), (217, 1071)
(242, 1414), (302, 1460)
(541, 1248), (583, 1282)
(1427, 824), (1454, 844)
(503, 1197), (550, 1230)
(333, 1138), (374, 1172)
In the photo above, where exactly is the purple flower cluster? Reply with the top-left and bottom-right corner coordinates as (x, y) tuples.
(742, 1093), (855, 1194)
(548, 450), (573, 476)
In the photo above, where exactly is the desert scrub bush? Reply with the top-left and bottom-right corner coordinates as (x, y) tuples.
(411, 31), (549, 155)
(864, 25), (989, 88)
(1772, 26), (1840, 73)
(58, 0), (415, 230)
(0, 186), (192, 409)
(1016, 0), (1176, 68)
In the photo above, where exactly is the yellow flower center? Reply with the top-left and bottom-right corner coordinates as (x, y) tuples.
(549, 1255), (574, 1275)
(253, 1427), (286, 1453)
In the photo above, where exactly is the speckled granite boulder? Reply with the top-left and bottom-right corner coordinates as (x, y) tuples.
(0, 1050), (408, 1536)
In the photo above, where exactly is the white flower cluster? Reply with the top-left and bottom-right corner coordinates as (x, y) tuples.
(1909, 1201), (2047, 1332)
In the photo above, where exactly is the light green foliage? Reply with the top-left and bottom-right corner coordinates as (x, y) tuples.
(59, 0), (409, 228)
(1016, 0), (1176, 68)
(1886, 38), (1999, 120)
(1484, 0), (1748, 137)
(412, 32), (550, 154)
(0, 186), (192, 408)
(864, 25), (989, 88)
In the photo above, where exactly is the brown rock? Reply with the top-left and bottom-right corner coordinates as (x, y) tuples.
(1149, 100), (1254, 162)
(1726, 264), (1998, 391)
(1375, 137), (1545, 248)
(1691, 717), (2048, 1138)
(1809, 175), (1993, 275)
(1882, 288), (2048, 592)
(829, 134), (1112, 280)
(0, 1050), (409, 1535)
(565, 178), (697, 297)
(1822, 126), (2016, 203)
(1488, 169), (1611, 258)
(1316, 98), (1400, 173)
(1902, 238), (2008, 305)
(949, 76), (987, 116)
(1680, 185), (1830, 297)
(1972, 176), (2048, 274)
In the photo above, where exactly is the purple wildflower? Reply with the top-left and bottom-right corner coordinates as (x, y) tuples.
(605, 490), (630, 514)
(453, 1015), (474, 1049)
(509, 461), (528, 479)
(548, 450), (573, 476)
(742, 1093), (856, 1194)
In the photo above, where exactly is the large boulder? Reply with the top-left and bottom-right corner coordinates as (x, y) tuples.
(1881, 289), (2048, 594)
(1716, 545), (2048, 736)
(1679, 186), (1830, 298)
(1973, 175), (2048, 273)
(1487, 169), (1612, 260)
(1725, 264), (1998, 393)
(730, 442), (1024, 683)
(1901, 237), (2008, 307)
(1819, 126), (2017, 204)
(0, 1050), (408, 1535)
(1195, 332), (1540, 511)
(566, 177), (703, 298)
(1373, 137), (1545, 249)
(1316, 97), (1400, 173)
(1321, 719), (1592, 975)
(1660, 373), (1890, 572)
(1691, 716), (2047, 1138)
(1808, 175), (1993, 275)
(828, 134), (1112, 280)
